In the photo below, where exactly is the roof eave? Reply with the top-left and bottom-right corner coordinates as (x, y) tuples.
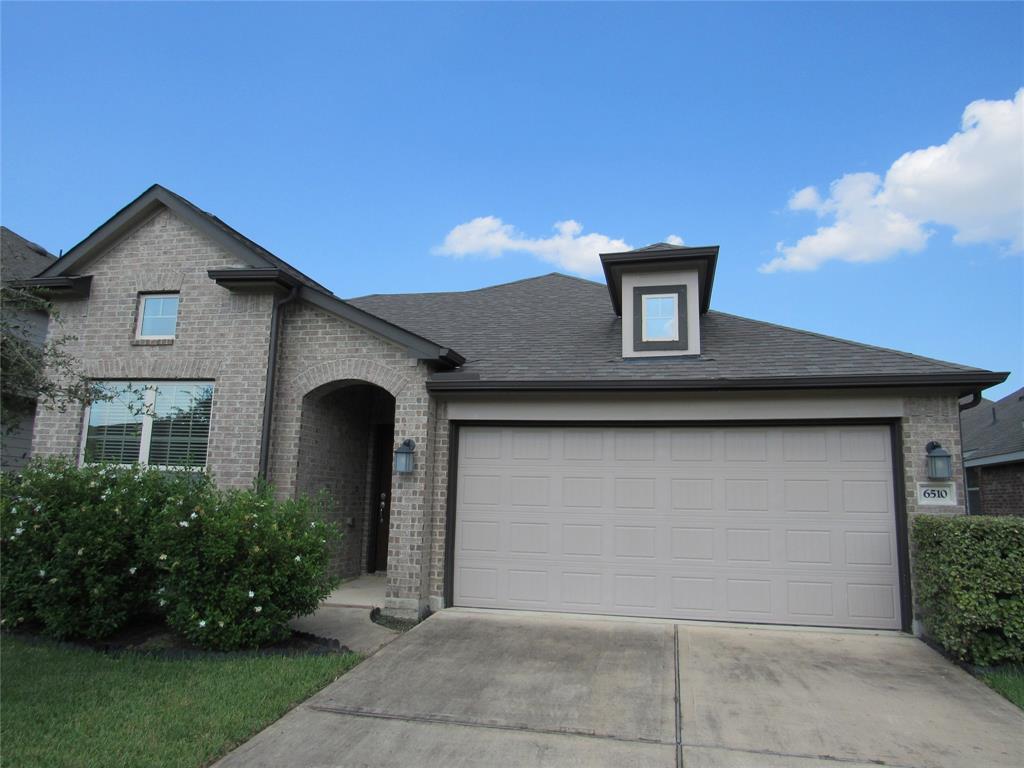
(8, 275), (93, 298)
(208, 268), (300, 292)
(427, 370), (1009, 394)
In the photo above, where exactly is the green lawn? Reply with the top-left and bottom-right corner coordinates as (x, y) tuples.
(981, 665), (1024, 709)
(1, 636), (361, 768)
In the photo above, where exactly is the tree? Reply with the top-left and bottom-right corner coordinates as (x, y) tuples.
(0, 284), (99, 432)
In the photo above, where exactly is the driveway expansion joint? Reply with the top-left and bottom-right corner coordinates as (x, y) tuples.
(673, 625), (683, 768)
(306, 703), (675, 747)
(682, 742), (922, 768)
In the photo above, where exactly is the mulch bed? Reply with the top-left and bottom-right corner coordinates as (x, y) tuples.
(4, 616), (350, 659)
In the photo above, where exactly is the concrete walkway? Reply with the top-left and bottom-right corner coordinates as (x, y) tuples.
(289, 605), (397, 656)
(219, 609), (1024, 768)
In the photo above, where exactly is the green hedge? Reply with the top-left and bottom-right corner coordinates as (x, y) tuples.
(1, 459), (341, 650)
(912, 515), (1024, 666)
(149, 485), (339, 650)
(0, 460), (207, 640)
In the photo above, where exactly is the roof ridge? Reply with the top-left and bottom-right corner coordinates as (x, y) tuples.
(349, 271), (605, 302)
(709, 309), (982, 373)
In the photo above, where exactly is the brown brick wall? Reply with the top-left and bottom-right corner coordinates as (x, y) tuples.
(973, 463), (1024, 516)
(32, 209), (273, 488)
(295, 385), (374, 580)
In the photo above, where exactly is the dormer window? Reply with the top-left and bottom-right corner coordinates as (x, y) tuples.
(642, 293), (679, 341)
(600, 243), (719, 360)
(633, 285), (687, 352)
(136, 293), (179, 339)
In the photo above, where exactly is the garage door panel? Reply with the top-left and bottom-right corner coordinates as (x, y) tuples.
(453, 425), (901, 629)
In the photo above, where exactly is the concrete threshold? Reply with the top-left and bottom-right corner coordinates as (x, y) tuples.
(442, 607), (910, 638)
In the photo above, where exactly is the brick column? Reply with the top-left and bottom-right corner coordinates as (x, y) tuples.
(384, 389), (438, 618)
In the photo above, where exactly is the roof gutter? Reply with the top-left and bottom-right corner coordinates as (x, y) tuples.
(258, 282), (300, 480)
(426, 371), (1010, 395)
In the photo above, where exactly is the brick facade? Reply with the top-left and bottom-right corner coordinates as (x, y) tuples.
(269, 300), (441, 618)
(969, 463), (1024, 516)
(27, 204), (993, 627)
(32, 209), (273, 488)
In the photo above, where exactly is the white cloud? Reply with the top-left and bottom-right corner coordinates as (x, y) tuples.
(665, 234), (685, 246)
(434, 217), (634, 275)
(763, 89), (1024, 273)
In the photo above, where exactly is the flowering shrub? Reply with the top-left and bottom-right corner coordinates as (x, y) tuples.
(150, 485), (340, 650)
(0, 458), (209, 639)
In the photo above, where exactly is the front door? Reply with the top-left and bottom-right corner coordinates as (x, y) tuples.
(368, 424), (394, 572)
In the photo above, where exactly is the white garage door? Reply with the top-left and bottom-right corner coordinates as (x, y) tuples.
(452, 425), (902, 629)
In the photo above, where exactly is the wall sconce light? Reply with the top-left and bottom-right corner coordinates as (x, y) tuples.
(394, 438), (416, 475)
(925, 441), (952, 480)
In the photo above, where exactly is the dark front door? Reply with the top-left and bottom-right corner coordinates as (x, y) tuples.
(368, 424), (394, 572)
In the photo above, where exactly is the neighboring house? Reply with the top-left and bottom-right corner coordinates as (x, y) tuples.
(18, 185), (1007, 631)
(0, 227), (57, 470)
(961, 387), (1023, 516)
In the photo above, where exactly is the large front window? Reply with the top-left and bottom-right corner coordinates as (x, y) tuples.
(82, 381), (213, 468)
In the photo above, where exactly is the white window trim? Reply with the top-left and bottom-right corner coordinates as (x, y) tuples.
(641, 293), (679, 342)
(79, 382), (211, 470)
(135, 293), (179, 340)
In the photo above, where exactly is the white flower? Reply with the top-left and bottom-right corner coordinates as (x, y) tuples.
(248, 591), (255, 598)
(13, 527), (23, 536)
(38, 569), (45, 578)
(128, 567), (137, 575)
(294, 555), (301, 562)
(178, 521), (189, 528)
(190, 512), (197, 519)
(158, 587), (165, 594)
(218, 621), (225, 628)
(77, 548), (84, 556)
(198, 619), (206, 628)
(254, 606), (262, 613)
(158, 598), (167, 607)
(310, 521), (316, 528)
(159, 554), (168, 561)
(48, 577), (57, 584)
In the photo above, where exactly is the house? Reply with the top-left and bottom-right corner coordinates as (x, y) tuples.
(1, 227), (57, 470)
(16, 185), (1007, 630)
(961, 387), (1023, 516)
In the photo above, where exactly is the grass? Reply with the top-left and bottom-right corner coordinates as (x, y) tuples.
(0, 635), (361, 768)
(980, 665), (1024, 709)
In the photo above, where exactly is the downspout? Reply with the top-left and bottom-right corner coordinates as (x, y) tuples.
(958, 389), (983, 412)
(258, 283), (300, 480)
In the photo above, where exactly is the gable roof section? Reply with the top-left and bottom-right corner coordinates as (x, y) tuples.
(25, 185), (463, 367)
(34, 184), (331, 292)
(348, 273), (1006, 394)
(961, 387), (1024, 465)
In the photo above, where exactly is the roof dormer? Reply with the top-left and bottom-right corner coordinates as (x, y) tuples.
(600, 243), (719, 359)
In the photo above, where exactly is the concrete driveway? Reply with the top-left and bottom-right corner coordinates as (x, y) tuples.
(216, 609), (1023, 768)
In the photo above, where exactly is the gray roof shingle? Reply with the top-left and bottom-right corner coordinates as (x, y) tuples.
(1, 226), (57, 282)
(961, 387), (1024, 462)
(349, 273), (995, 387)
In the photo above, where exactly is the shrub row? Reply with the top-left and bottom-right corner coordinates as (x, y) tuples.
(912, 514), (1024, 666)
(0, 458), (340, 650)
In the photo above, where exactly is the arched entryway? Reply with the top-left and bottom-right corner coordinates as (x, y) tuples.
(293, 380), (396, 580)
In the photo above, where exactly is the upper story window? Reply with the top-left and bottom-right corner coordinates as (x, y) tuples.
(642, 294), (679, 341)
(632, 284), (687, 353)
(81, 380), (213, 469)
(136, 293), (179, 339)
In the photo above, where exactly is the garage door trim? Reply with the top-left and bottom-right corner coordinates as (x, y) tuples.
(442, 419), (911, 632)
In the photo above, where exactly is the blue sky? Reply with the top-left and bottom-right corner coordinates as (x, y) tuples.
(3, 2), (1022, 398)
